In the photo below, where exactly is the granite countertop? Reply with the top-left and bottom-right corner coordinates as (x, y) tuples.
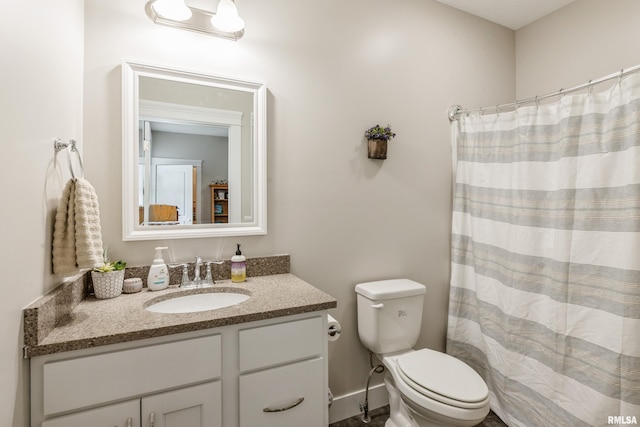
(24, 273), (337, 358)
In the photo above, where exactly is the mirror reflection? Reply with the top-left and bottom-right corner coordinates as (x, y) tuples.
(138, 120), (229, 225)
(122, 62), (267, 240)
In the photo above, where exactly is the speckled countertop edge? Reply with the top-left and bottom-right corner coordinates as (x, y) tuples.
(26, 274), (336, 358)
(24, 255), (337, 358)
(24, 255), (292, 353)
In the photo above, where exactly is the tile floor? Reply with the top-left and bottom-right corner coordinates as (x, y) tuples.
(329, 406), (507, 427)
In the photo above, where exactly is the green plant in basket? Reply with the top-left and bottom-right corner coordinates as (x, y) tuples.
(93, 247), (126, 272)
(93, 260), (126, 273)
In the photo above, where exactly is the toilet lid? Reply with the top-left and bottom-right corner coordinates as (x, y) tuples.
(397, 349), (488, 407)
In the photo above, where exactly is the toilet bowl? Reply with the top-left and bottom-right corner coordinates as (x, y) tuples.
(382, 350), (489, 427)
(355, 279), (490, 427)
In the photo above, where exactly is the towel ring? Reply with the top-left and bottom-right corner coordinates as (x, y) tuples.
(54, 138), (85, 179)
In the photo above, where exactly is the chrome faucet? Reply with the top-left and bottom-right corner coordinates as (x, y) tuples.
(194, 256), (203, 285)
(169, 257), (224, 288)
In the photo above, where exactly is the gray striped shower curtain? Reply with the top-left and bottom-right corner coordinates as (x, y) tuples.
(447, 75), (640, 426)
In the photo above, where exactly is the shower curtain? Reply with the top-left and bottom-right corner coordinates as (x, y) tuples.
(447, 74), (640, 427)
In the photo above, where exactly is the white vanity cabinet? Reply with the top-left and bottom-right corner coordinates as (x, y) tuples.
(41, 382), (221, 427)
(33, 334), (222, 427)
(30, 312), (328, 427)
(238, 316), (325, 427)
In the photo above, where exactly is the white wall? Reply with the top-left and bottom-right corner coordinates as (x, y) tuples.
(0, 1), (84, 426)
(84, 0), (514, 402)
(10, 0), (640, 424)
(516, 0), (640, 98)
(0, 1), (514, 425)
(0, 1), (619, 424)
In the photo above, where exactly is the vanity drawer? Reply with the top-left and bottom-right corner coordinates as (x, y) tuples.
(42, 334), (221, 416)
(239, 357), (325, 427)
(238, 316), (323, 372)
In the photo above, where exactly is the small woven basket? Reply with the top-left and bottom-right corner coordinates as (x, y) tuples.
(91, 270), (125, 299)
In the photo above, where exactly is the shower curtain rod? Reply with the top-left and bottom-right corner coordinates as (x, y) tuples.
(448, 63), (640, 122)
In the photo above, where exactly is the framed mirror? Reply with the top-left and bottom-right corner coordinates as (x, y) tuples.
(122, 61), (267, 240)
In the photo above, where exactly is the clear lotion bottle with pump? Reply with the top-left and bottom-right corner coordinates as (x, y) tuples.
(231, 244), (246, 283)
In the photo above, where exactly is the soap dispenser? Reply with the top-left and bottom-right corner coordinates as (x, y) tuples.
(231, 244), (246, 283)
(147, 247), (170, 291)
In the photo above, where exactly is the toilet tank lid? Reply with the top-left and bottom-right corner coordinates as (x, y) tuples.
(355, 279), (426, 300)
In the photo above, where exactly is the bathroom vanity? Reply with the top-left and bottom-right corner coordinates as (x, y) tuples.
(24, 268), (336, 427)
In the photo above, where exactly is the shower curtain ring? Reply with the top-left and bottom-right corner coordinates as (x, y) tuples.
(618, 69), (624, 85)
(535, 96), (539, 109)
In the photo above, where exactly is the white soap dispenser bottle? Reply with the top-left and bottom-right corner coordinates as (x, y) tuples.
(147, 246), (170, 291)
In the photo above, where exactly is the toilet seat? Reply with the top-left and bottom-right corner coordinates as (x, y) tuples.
(396, 349), (488, 410)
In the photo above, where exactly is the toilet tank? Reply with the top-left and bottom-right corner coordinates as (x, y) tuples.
(355, 279), (426, 354)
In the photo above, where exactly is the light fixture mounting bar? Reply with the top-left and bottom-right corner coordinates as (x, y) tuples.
(145, 1), (244, 41)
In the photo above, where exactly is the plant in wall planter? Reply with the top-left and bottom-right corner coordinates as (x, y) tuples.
(365, 124), (396, 159)
(91, 259), (127, 299)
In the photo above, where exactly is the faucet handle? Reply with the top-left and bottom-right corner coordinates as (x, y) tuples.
(168, 263), (187, 268)
(203, 260), (224, 285)
(168, 263), (190, 287)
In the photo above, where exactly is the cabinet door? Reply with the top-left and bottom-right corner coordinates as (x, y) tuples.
(42, 334), (221, 416)
(42, 399), (139, 427)
(239, 358), (325, 427)
(141, 381), (221, 427)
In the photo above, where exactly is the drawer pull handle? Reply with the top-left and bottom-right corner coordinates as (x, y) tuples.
(149, 412), (155, 427)
(263, 397), (305, 413)
(126, 417), (133, 427)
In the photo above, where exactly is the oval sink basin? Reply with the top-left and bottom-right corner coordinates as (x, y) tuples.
(146, 292), (250, 314)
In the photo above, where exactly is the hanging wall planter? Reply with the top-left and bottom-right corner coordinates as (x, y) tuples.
(367, 138), (388, 159)
(364, 124), (396, 160)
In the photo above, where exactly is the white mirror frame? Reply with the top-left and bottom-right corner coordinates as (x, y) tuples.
(122, 60), (267, 240)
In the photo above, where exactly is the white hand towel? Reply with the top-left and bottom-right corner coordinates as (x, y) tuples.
(52, 178), (104, 276)
(52, 180), (77, 275)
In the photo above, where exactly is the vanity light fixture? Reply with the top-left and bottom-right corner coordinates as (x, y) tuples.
(145, 0), (245, 41)
(150, 0), (192, 21)
(211, 0), (245, 33)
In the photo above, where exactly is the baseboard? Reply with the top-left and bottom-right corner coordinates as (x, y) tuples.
(329, 383), (389, 424)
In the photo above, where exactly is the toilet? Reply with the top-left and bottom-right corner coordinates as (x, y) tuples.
(355, 279), (490, 427)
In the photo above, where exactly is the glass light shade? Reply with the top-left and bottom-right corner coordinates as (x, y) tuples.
(211, 0), (245, 32)
(152, 0), (192, 21)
